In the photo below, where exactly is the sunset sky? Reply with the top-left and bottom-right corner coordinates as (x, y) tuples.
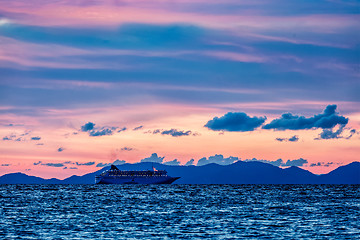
(0, 0), (359, 179)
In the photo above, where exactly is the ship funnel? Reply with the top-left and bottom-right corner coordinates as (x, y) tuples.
(110, 165), (119, 170)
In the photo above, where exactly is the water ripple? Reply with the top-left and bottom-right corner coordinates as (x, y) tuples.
(0, 184), (359, 239)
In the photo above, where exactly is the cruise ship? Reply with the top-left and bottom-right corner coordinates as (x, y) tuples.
(95, 165), (180, 184)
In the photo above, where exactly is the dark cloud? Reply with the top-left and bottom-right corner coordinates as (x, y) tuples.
(315, 125), (357, 140)
(263, 105), (348, 130)
(276, 135), (299, 142)
(2, 133), (24, 141)
(205, 112), (266, 132)
(81, 122), (95, 132)
(121, 147), (133, 151)
(185, 159), (195, 166)
(1, 164), (11, 167)
(310, 162), (335, 167)
(324, 162), (336, 167)
(197, 154), (239, 166)
(117, 127), (127, 133)
(81, 122), (121, 137)
(96, 163), (109, 168)
(283, 158), (308, 167)
(315, 124), (345, 140)
(245, 158), (284, 167)
(34, 160), (94, 168)
(69, 167), (78, 169)
(113, 160), (126, 165)
(347, 129), (357, 139)
(246, 158), (308, 167)
(133, 126), (143, 131)
(96, 159), (126, 167)
(36, 143), (44, 146)
(162, 129), (192, 137)
(288, 135), (299, 142)
(140, 153), (164, 163)
(89, 128), (114, 136)
(57, 147), (65, 152)
(75, 162), (95, 166)
(164, 159), (181, 166)
(153, 128), (194, 137)
(4, 124), (24, 127)
(42, 163), (65, 167)
(2, 132), (39, 142)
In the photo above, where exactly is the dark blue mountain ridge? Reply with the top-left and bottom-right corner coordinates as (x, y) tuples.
(0, 172), (62, 184)
(0, 161), (359, 184)
(317, 162), (360, 184)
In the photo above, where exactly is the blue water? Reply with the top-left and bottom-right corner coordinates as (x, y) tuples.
(0, 185), (359, 239)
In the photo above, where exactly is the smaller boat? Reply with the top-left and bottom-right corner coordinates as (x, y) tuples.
(95, 165), (180, 184)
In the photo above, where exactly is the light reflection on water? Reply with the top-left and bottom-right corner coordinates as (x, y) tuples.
(0, 184), (359, 239)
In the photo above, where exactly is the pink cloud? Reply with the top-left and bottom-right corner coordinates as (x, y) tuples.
(0, 1), (358, 33)
(240, 32), (352, 48)
(0, 37), (136, 69)
(203, 51), (267, 63)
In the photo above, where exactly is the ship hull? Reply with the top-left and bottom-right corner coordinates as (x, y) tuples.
(96, 176), (180, 184)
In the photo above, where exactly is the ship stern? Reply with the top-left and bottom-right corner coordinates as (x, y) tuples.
(95, 175), (102, 184)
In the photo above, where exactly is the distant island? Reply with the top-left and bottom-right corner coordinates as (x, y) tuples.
(0, 161), (359, 184)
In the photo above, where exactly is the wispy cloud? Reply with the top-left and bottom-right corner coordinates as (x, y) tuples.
(2, 131), (33, 142)
(75, 162), (95, 166)
(121, 147), (133, 151)
(152, 128), (197, 137)
(133, 125), (143, 131)
(276, 135), (299, 142)
(33, 161), (64, 167)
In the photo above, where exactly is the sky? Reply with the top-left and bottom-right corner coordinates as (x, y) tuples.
(0, 0), (359, 179)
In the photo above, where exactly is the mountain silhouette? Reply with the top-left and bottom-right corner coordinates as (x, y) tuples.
(0, 172), (62, 184)
(318, 162), (360, 184)
(0, 161), (359, 184)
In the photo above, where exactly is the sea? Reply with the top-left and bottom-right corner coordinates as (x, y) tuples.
(0, 184), (359, 239)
